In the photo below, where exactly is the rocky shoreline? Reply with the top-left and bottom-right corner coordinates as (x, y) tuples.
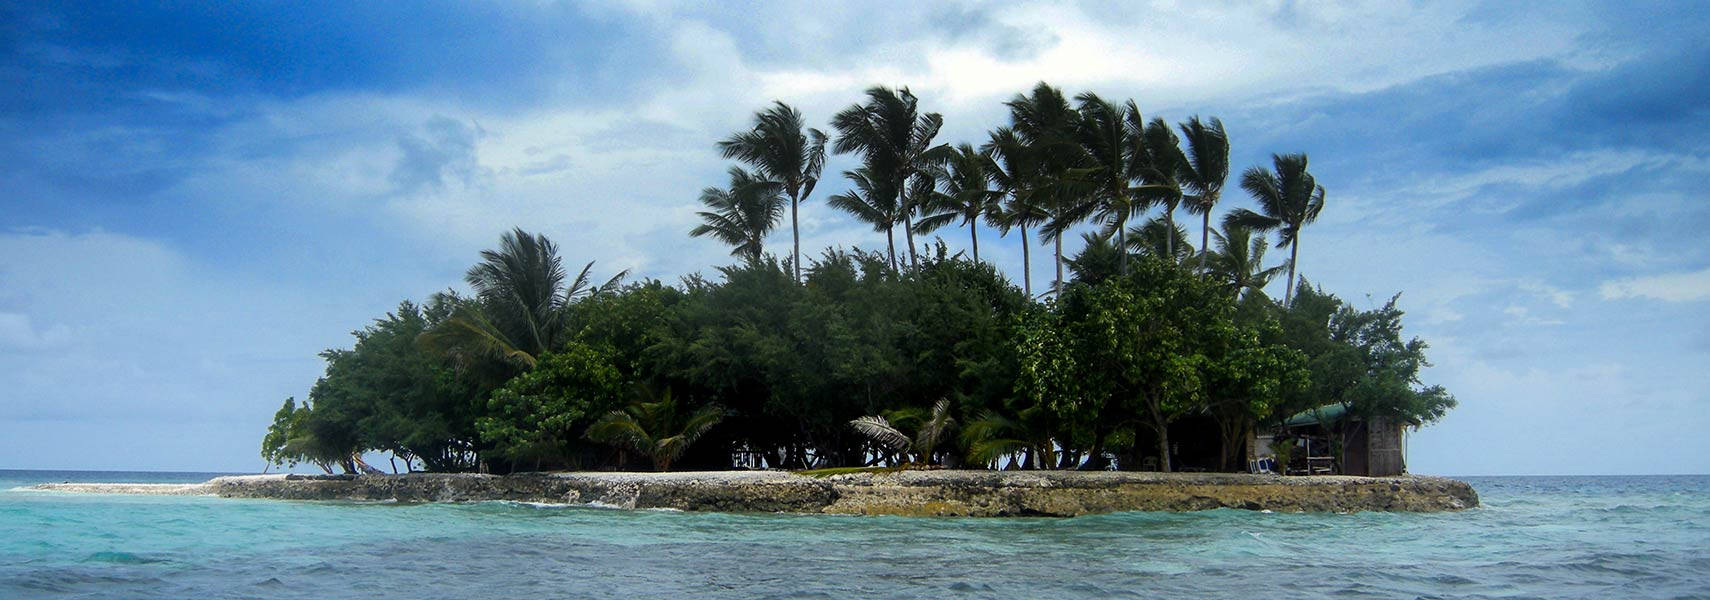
(32, 470), (1477, 516)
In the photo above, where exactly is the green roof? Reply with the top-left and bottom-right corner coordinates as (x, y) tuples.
(1282, 404), (1348, 427)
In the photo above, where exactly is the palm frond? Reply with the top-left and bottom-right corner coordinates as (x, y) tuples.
(849, 416), (911, 453)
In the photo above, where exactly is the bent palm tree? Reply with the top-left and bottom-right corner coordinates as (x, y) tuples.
(719, 101), (828, 283)
(1004, 82), (1081, 297)
(586, 387), (726, 472)
(420, 228), (626, 369)
(1226, 153), (1326, 304)
(914, 144), (1001, 262)
(984, 127), (1050, 297)
(831, 86), (949, 268)
(1177, 116), (1230, 276)
(690, 167), (786, 262)
(826, 167), (903, 270)
(849, 398), (957, 466)
(1138, 117), (1187, 258)
(1047, 94), (1149, 274)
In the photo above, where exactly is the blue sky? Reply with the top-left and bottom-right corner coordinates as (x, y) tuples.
(2, 1), (1705, 474)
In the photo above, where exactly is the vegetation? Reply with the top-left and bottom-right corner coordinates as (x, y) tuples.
(263, 81), (1454, 475)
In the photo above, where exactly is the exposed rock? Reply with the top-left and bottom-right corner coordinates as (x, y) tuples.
(33, 470), (1478, 516)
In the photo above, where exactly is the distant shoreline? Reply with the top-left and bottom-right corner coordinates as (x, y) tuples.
(33, 470), (1478, 516)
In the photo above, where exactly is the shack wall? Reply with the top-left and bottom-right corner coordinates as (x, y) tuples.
(1366, 418), (1406, 476)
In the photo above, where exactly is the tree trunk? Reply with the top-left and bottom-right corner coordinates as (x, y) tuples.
(886, 227), (897, 272)
(1080, 429), (1108, 470)
(1164, 207), (1175, 259)
(1054, 234), (1063, 298)
(1021, 225), (1032, 297)
(1285, 236), (1300, 305)
(904, 214), (917, 268)
(970, 221), (979, 263)
(1118, 213), (1129, 275)
(1155, 422), (1172, 473)
(791, 196), (802, 283)
(1199, 211), (1211, 276)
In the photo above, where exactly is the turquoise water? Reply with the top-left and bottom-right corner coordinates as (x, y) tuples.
(2, 471), (1706, 599)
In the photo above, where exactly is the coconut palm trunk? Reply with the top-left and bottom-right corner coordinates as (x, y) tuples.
(1053, 235), (1063, 298)
(1163, 210), (1175, 258)
(904, 212), (917, 267)
(1117, 213), (1130, 274)
(1286, 237), (1300, 305)
(790, 193), (801, 281)
(1021, 225), (1032, 297)
(887, 227), (897, 271)
(1199, 212), (1211, 275)
(970, 223), (979, 263)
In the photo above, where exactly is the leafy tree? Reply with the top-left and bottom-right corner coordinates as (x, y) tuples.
(1011, 305), (1098, 468)
(259, 397), (329, 472)
(1227, 154), (1326, 305)
(1277, 284), (1456, 467)
(690, 167), (785, 263)
(1056, 257), (1234, 471)
(1201, 318), (1308, 471)
(586, 386), (727, 472)
(719, 101), (828, 283)
(477, 344), (624, 470)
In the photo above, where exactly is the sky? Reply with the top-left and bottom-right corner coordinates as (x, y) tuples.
(1, 1), (1705, 475)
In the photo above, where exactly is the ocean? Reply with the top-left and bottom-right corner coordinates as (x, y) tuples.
(2, 470), (1705, 599)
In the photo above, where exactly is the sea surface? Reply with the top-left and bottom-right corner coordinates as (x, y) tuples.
(1, 471), (1706, 599)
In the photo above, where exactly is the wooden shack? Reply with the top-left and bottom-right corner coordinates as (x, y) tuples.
(1278, 405), (1410, 477)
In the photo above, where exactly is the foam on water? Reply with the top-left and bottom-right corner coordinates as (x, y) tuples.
(1, 470), (1705, 599)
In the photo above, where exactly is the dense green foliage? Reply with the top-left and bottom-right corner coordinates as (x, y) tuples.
(264, 81), (1453, 474)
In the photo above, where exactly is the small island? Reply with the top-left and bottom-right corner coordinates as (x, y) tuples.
(217, 82), (1471, 516)
(36, 470), (1477, 516)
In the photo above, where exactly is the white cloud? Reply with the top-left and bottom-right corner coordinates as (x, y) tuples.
(1599, 267), (1710, 302)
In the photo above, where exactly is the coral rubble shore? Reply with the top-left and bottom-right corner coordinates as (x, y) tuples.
(34, 471), (1478, 516)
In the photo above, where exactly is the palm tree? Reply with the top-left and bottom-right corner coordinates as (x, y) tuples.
(826, 166), (903, 270)
(1138, 117), (1187, 258)
(1065, 231), (1126, 285)
(831, 86), (949, 268)
(689, 167), (786, 263)
(718, 102), (828, 283)
(1124, 216), (1194, 263)
(1176, 116), (1230, 276)
(1046, 94), (1141, 274)
(420, 228), (626, 369)
(586, 386), (727, 472)
(1226, 153), (1326, 304)
(983, 127), (1050, 297)
(1207, 221), (1287, 301)
(1003, 82), (1081, 298)
(914, 143), (1001, 262)
(849, 398), (957, 466)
